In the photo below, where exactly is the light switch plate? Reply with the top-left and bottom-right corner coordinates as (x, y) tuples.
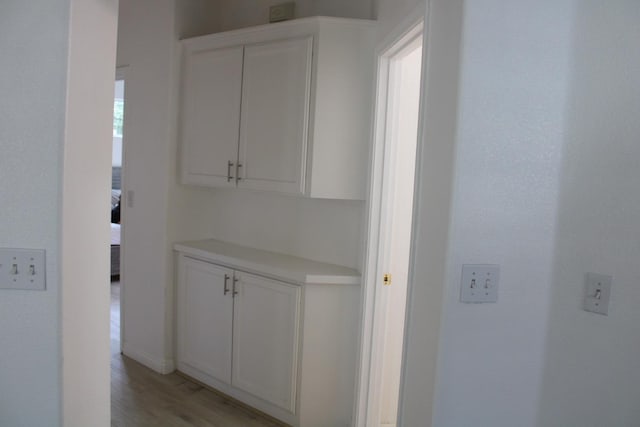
(460, 264), (500, 303)
(0, 248), (46, 290)
(583, 272), (612, 315)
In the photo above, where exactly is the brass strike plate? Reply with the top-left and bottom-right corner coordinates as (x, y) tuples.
(383, 273), (392, 286)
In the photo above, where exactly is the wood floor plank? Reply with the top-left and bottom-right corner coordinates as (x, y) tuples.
(111, 281), (285, 427)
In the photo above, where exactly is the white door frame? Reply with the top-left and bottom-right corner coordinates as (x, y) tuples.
(354, 8), (427, 427)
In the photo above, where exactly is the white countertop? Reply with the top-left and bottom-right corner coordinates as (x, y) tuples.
(174, 239), (360, 286)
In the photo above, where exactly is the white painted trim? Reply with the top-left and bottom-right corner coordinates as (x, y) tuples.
(396, 17), (429, 427)
(354, 4), (427, 426)
(122, 343), (176, 374)
(396, 0), (464, 423)
(62, 1), (118, 425)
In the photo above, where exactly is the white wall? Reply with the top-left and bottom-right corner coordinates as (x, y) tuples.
(117, 0), (227, 373)
(424, 2), (640, 426)
(431, 1), (573, 426)
(176, 0), (221, 39)
(181, 191), (364, 267)
(375, 0), (424, 44)
(116, 0), (183, 372)
(378, 1), (640, 426)
(215, 0), (374, 32)
(0, 2), (68, 424)
(296, 0), (374, 21)
(538, 2), (640, 426)
(0, 1), (117, 426)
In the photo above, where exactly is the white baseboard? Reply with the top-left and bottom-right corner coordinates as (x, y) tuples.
(122, 343), (175, 374)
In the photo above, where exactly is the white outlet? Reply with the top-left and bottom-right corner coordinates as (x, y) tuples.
(460, 264), (500, 303)
(583, 272), (612, 315)
(0, 248), (46, 291)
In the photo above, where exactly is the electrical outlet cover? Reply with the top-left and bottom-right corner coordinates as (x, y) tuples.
(460, 264), (500, 303)
(583, 272), (612, 315)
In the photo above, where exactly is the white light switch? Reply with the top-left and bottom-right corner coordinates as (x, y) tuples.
(583, 272), (612, 315)
(460, 264), (499, 303)
(0, 248), (46, 291)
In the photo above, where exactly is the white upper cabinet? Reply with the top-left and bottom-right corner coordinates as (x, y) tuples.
(181, 46), (243, 188)
(238, 38), (312, 194)
(179, 17), (376, 199)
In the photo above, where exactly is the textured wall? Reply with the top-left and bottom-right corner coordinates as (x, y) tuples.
(116, 0), (179, 372)
(0, 1), (117, 425)
(215, 0), (374, 32)
(0, 2), (69, 425)
(539, 1), (640, 425)
(432, 1), (573, 426)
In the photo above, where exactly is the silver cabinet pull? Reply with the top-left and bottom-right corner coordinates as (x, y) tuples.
(227, 161), (234, 182)
(235, 163), (243, 183)
(223, 274), (230, 295)
(232, 276), (239, 297)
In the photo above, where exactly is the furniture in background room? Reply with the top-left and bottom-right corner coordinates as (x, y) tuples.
(111, 166), (121, 278)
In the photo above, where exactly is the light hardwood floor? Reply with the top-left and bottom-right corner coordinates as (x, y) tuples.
(111, 281), (285, 427)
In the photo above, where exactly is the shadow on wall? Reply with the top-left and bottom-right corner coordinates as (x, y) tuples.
(538, 1), (640, 426)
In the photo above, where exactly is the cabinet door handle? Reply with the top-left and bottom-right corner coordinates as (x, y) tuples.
(227, 161), (234, 182)
(235, 163), (242, 183)
(232, 276), (239, 297)
(223, 274), (230, 295)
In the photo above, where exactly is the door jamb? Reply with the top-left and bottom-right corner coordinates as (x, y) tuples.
(115, 65), (128, 353)
(354, 9), (427, 427)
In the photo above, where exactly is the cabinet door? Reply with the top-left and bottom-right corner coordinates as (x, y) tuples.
(177, 257), (234, 385)
(232, 272), (301, 412)
(237, 37), (312, 194)
(181, 46), (243, 187)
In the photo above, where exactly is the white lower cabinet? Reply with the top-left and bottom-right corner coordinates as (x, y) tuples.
(232, 271), (300, 412)
(177, 256), (300, 416)
(175, 240), (361, 427)
(178, 258), (234, 385)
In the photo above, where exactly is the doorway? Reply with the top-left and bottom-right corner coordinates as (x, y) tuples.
(111, 69), (126, 353)
(357, 20), (424, 427)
